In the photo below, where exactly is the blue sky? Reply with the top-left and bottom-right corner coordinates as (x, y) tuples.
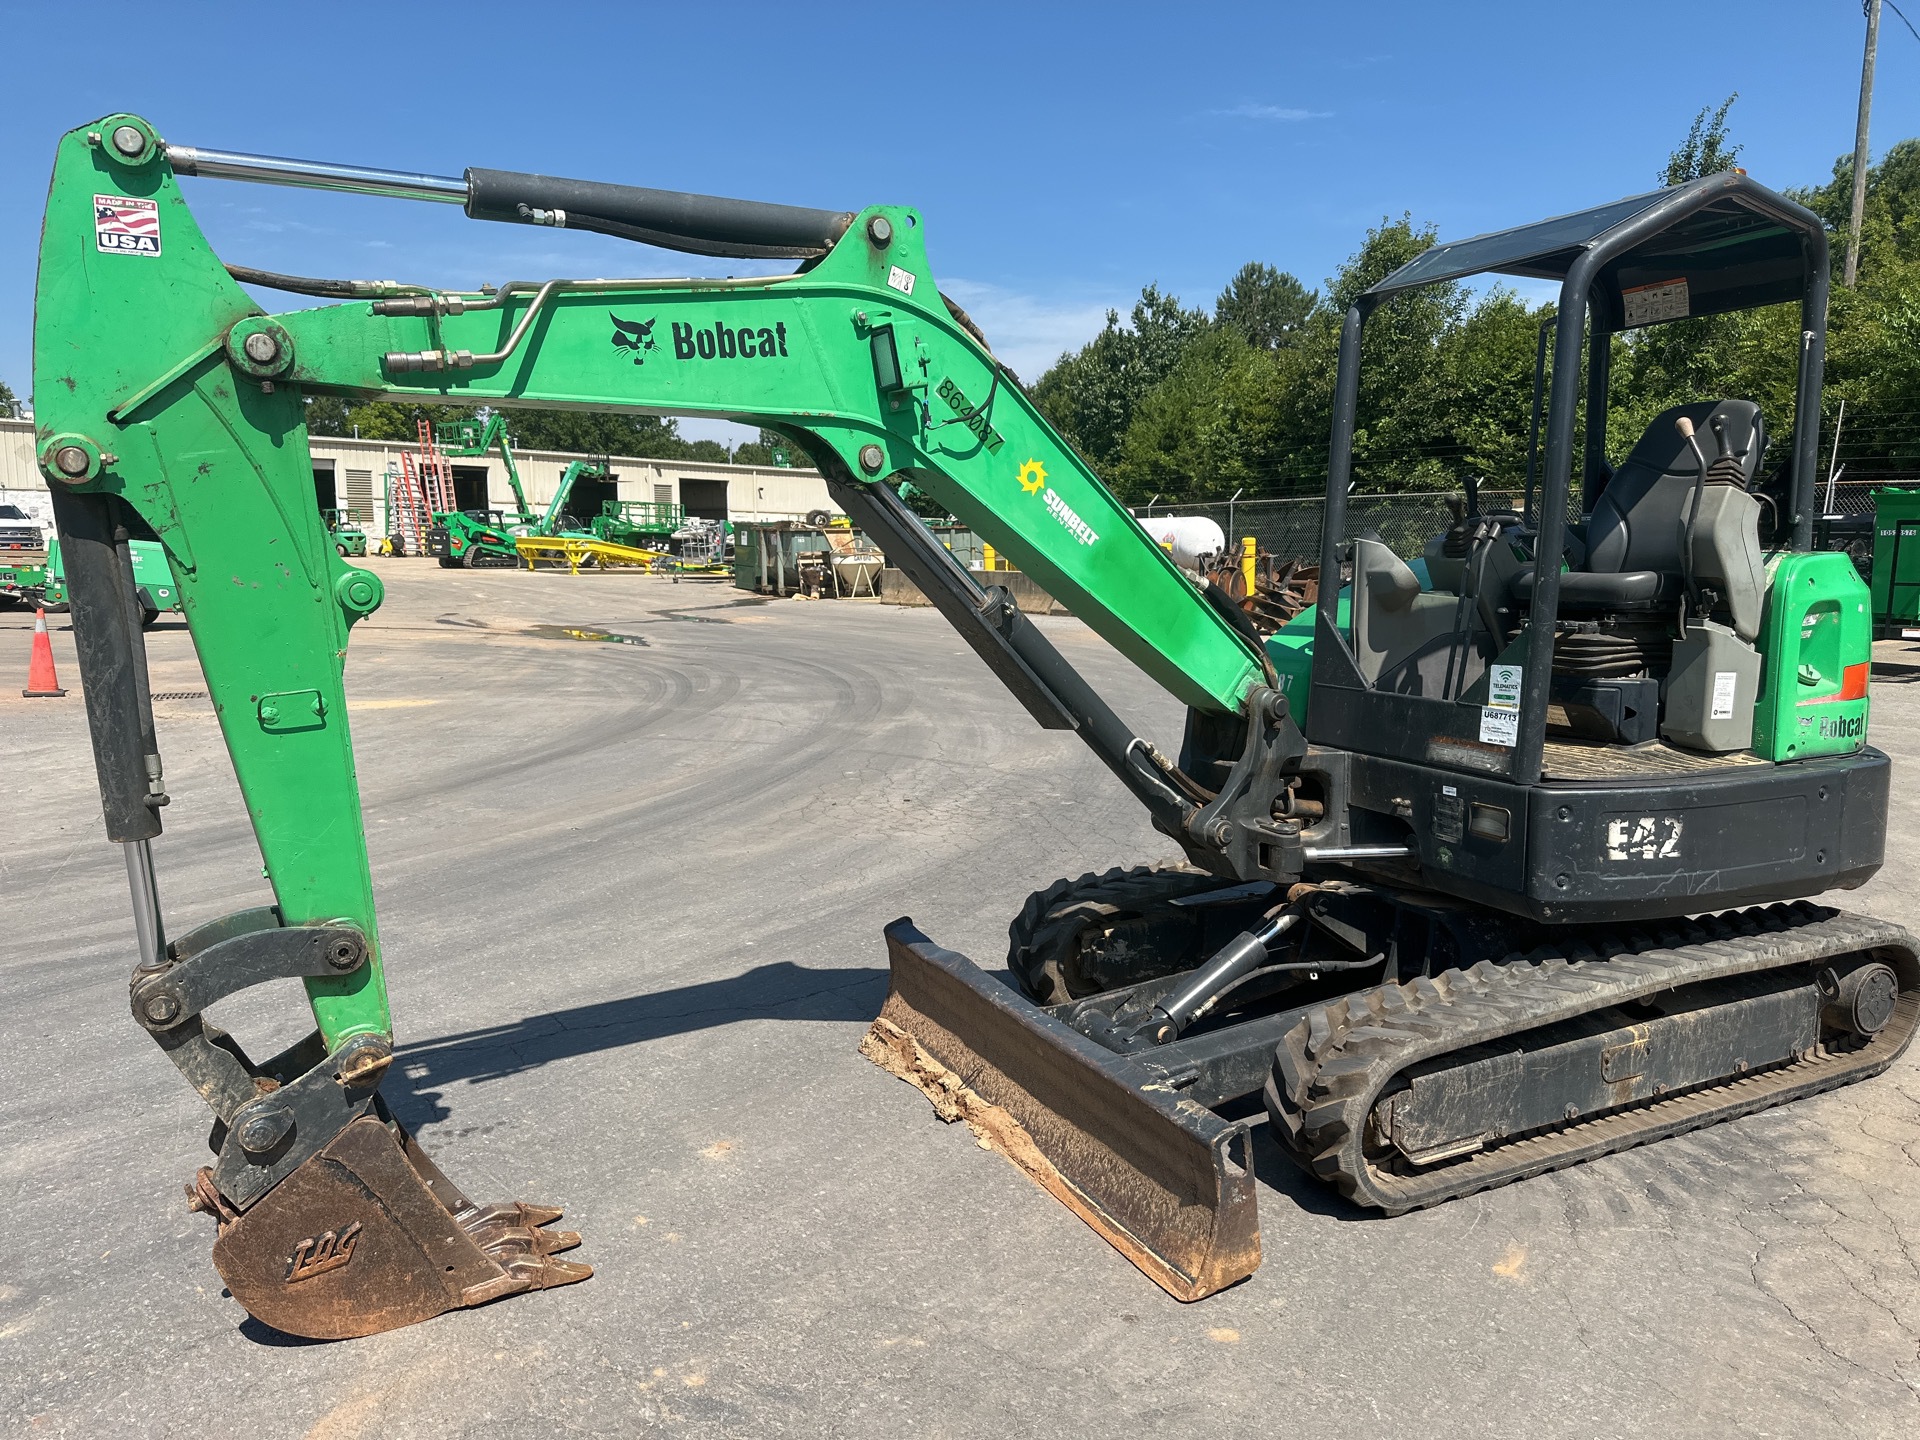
(2, 1), (1915, 446)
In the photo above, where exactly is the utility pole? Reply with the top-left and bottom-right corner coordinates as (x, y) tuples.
(1845, 0), (1882, 288)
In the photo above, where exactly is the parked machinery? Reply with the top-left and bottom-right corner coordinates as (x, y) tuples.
(35, 117), (1913, 1336)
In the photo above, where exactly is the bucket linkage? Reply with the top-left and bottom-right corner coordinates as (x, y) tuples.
(134, 906), (589, 1340)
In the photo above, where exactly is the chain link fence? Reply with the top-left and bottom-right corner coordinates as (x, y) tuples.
(1133, 491), (1528, 564)
(1140, 476), (1918, 569)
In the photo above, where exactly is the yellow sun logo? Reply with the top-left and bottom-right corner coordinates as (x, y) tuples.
(1017, 459), (1048, 493)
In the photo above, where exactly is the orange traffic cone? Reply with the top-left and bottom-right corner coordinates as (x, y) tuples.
(23, 607), (66, 698)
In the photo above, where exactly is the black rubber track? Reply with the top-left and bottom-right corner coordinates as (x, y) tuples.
(1263, 901), (1920, 1214)
(1006, 861), (1227, 1004)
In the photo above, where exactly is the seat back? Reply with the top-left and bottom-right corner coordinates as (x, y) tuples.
(1585, 400), (1766, 576)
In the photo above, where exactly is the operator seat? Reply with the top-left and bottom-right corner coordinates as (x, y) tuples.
(1515, 399), (1767, 626)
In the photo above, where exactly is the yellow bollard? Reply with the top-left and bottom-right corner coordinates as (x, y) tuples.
(983, 542), (997, 572)
(1241, 536), (1257, 596)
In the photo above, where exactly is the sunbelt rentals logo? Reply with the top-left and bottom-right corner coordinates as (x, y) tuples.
(1015, 459), (1099, 546)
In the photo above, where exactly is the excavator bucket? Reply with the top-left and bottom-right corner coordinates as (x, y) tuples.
(193, 1111), (590, 1340)
(862, 920), (1260, 1300)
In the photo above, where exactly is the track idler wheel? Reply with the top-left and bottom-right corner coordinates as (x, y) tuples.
(192, 1112), (590, 1340)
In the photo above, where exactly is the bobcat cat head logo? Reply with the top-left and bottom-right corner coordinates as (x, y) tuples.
(610, 313), (658, 365)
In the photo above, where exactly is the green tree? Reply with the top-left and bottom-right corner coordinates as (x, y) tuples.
(1214, 263), (1315, 350)
(732, 428), (819, 469)
(1113, 325), (1297, 499)
(1662, 95), (1741, 186)
(1028, 284), (1211, 469)
(1792, 137), (1920, 282)
(303, 393), (706, 460)
(302, 396), (478, 441)
(487, 409), (690, 458)
(1335, 216), (1469, 488)
(0, 377), (19, 418)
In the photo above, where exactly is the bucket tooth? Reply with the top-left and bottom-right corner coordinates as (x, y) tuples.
(204, 1113), (590, 1340)
(863, 919), (1260, 1301)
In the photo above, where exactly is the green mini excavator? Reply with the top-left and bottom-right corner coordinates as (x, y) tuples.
(34, 115), (1916, 1338)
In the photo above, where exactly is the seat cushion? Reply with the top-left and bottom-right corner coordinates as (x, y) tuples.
(1513, 567), (1680, 610)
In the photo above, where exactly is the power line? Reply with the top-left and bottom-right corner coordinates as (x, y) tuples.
(1886, 0), (1920, 45)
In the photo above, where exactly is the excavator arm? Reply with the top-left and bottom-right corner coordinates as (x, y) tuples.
(36, 115), (1295, 1335)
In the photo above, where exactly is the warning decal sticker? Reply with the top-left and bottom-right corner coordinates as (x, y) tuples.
(1710, 670), (1739, 721)
(1621, 277), (1688, 328)
(95, 194), (161, 256)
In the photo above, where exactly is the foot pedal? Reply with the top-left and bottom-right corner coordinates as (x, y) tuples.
(196, 1114), (590, 1339)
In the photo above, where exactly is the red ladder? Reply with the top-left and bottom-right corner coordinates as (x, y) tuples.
(415, 417), (455, 514)
(390, 455), (433, 555)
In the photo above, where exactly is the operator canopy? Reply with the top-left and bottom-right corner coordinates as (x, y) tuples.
(1367, 170), (1821, 330)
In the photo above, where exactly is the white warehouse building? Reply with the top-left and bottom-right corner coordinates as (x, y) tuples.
(0, 416), (834, 537)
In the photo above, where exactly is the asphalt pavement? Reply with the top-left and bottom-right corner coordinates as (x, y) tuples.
(2, 561), (1917, 1438)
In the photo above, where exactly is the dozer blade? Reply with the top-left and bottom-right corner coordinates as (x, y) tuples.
(196, 1113), (590, 1340)
(862, 919), (1259, 1301)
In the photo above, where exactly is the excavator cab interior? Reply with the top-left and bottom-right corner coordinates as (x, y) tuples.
(1309, 174), (1847, 784)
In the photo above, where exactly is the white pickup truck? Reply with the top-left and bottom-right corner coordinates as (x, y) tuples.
(0, 502), (42, 552)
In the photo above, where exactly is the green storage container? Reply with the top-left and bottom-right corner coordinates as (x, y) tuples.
(1752, 551), (1872, 761)
(1868, 487), (1920, 638)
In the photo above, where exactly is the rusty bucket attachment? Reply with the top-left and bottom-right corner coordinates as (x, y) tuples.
(193, 1111), (590, 1340)
(862, 919), (1260, 1301)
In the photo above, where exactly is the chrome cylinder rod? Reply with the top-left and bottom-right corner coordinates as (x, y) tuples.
(124, 839), (167, 974)
(1303, 844), (1413, 862)
(165, 144), (467, 205)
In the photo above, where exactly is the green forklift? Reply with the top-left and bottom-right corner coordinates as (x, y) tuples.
(322, 508), (367, 558)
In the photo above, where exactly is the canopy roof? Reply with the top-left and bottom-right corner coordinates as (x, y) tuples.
(1366, 171), (1825, 331)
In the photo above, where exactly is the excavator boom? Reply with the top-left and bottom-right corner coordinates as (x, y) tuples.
(34, 114), (1278, 1333)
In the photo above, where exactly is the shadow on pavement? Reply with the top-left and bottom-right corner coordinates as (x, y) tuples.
(393, 960), (889, 1097)
(388, 960), (1373, 1224)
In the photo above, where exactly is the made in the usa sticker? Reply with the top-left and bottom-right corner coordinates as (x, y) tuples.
(95, 194), (161, 256)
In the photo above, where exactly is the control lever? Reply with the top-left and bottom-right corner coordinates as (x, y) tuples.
(1676, 415), (1713, 621)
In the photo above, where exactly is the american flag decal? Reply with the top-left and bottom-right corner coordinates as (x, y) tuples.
(94, 194), (161, 256)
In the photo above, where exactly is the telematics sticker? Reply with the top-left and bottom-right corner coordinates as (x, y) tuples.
(95, 194), (161, 256)
(886, 265), (916, 295)
(1488, 664), (1522, 709)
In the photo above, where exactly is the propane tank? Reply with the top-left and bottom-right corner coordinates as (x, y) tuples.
(1138, 515), (1227, 573)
